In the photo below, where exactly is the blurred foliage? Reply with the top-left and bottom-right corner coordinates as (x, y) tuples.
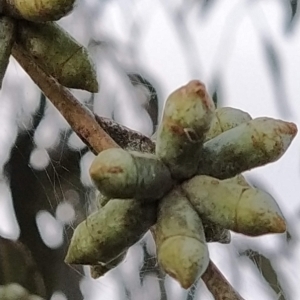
(3, 94), (85, 299)
(240, 250), (285, 300)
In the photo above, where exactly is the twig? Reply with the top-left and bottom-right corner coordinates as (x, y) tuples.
(95, 115), (155, 153)
(202, 260), (245, 300)
(12, 43), (119, 154)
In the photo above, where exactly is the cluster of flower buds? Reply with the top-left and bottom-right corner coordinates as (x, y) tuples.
(65, 80), (297, 289)
(0, 0), (98, 92)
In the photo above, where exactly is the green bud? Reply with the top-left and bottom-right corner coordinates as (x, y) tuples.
(183, 175), (286, 236)
(3, 0), (75, 22)
(65, 199), (156, 265)
(205, 107), (252, 142)
(156, 188), (209, 289)
(16, 21), (98, 92)
(198, 117), (297, 179)
(156, 80), (215, 180)
(90, 148), (173, 201)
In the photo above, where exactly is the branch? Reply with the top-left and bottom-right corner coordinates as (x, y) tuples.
(12, 43), (119, 154)
(94, 115), (155, 153)
(202, 260), (245, 300)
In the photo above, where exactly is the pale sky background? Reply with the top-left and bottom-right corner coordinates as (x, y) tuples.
(1, 0), (300, 299)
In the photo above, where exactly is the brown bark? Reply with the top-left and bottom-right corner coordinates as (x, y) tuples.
(12, 44), (119, 154)
(202, 260), (245, 300)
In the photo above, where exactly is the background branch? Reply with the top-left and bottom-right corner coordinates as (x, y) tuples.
(202, 261), (245, 300)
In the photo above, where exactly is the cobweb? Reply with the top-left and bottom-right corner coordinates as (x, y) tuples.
(1, 0), (300, 300)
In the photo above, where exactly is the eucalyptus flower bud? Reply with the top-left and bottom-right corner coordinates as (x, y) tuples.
(3, 0), (76, 22)
(205, 107), (252, 142)
(16, 21), (98, 92)
(201, 107), (252, 243)
(90, 148), (173, 201)
(198, 117), (297, 179)
(155, 188), (209, 289)
(156, 80), (215, 180)
(65, 199), (156, 265)
(183, 175), (286, 236)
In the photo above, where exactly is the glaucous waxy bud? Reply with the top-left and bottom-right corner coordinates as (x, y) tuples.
(16, 21), (98, 92)
(90, 194), (128, 278)
(200, 107), (252, 243)
(204, 107), (252, 142)
(155, 188), (209, 289)
(89, 148), (173, 202)
(65, 199), (156, 265)
(183, 175), (286, 236)
(155, 80), (215, 180)
(198, 117), (297, 179)
(3, 0), (76, 22)
(0, 17), (15, 89)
